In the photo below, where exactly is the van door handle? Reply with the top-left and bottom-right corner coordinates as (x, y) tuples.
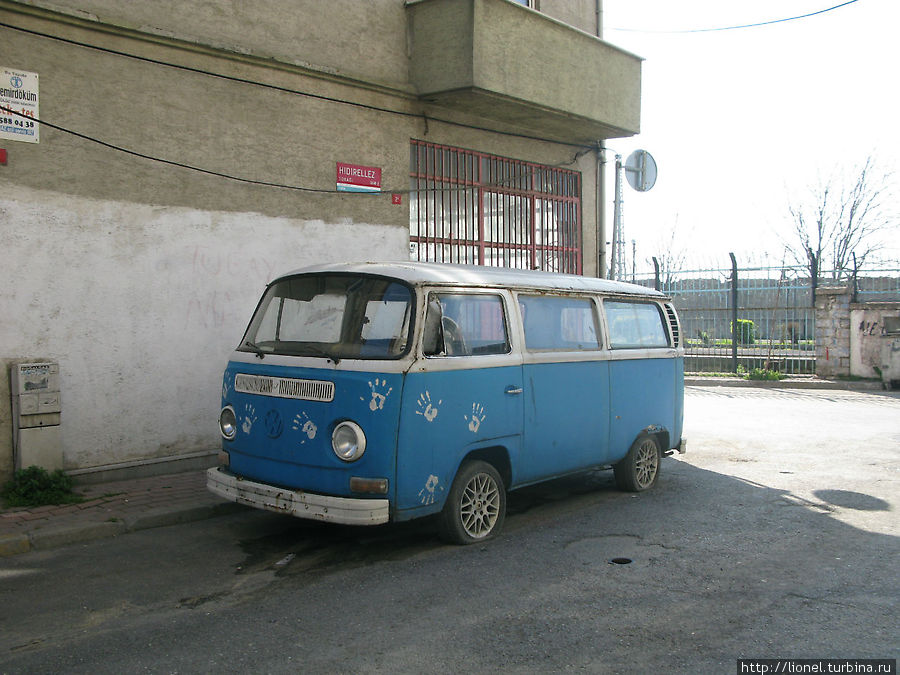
(505, 386), (523, 395)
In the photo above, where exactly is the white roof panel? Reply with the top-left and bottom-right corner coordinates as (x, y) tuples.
(274, 262), (665, 298)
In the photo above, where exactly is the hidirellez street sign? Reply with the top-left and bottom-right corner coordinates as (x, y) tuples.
(336, 162), (382, 192)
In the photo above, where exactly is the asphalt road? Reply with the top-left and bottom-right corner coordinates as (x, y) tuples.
(1, 387), (898, 674)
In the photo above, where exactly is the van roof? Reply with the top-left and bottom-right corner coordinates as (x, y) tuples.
(277, 262), (665, 298)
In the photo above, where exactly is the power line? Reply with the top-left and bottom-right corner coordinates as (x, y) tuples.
(2, 108), (350, 193)
(608, 0), (860, 34)
(3, 107), (580, 196)
(0, 20), (591, 149)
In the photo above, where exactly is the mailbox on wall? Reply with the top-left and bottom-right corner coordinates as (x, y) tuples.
(10, 362), (62, 471)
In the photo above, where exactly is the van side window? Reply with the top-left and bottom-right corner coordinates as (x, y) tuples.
(519, 295), (601, 351)
(424, 293), (510, 357)
(604, 300), (670, 349)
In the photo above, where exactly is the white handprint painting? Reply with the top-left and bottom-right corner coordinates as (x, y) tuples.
(291, 412), (318, 444)
(415, 391), (442, 423)
(464, 402), (486, 433)
(361, 378), (393, 412)
(418, 474), (443, 505)
(242, 404), (257, 434)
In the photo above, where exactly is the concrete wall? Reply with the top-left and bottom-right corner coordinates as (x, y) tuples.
(539, 0), (600, 35)
(0, 0), (626, 480)
(0, 3), (412, 225)
(0, 187), (406, 479)
(815, 287), (851, 378)
(850, 303), (900, 382)
(407, 0), (641, 141)
(472, 0), (639, 132)
(15, 0), (414, 93)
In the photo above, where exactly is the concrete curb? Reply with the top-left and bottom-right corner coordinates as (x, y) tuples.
(0, 533), (31, 557)
(30, 520), (126, 551)
(0, 501), (245, 558)
(685, 376), (886, 390)
(123, 502), (244, 532)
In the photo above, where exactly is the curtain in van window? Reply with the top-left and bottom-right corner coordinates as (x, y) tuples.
(519, 295), (600, 351)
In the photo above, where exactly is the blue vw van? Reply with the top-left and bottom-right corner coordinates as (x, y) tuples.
(207, 262), (685, 544)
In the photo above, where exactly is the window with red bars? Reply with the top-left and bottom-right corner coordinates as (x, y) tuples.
(409, 140), (582, 274)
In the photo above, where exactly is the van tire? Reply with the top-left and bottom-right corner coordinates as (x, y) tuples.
(614, 434), (661, 492)
(438, 460), (506, 545)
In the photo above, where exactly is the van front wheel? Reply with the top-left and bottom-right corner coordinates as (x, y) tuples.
(614, 434), (661, 492)
(438, 460), (506, 544)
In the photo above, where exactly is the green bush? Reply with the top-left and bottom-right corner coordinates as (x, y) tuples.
(747, 368), (785, 381)
(0, 466), (83, 508)
(731, 319), (756, 345)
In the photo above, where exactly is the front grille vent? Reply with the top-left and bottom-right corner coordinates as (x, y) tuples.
(664, 304), (681, 347)
(234, 374), (334, 402)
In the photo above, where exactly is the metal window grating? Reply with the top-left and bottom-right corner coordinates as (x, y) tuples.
(409, 140), (582, 274)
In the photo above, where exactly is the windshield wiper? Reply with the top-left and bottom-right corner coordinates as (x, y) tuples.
(303, 345), (341, 365)
(243, 340), (267, 359)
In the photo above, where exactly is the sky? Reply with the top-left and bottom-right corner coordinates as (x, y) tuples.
(599, 0), (900, 273)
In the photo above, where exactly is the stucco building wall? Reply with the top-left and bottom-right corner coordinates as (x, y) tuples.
(0, 0), (638, 479)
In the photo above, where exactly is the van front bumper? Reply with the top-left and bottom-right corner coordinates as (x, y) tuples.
(206, 467), (389, 525)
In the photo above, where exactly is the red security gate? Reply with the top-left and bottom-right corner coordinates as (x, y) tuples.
(409, 140), (582, 274)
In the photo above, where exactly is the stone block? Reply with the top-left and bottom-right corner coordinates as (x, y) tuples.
(0, 533), (31, 557)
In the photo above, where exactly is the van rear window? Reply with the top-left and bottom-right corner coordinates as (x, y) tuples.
(604, 300), (670, 349)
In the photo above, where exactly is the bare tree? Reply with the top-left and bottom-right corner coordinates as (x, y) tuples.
(787, 156), (895, 281)
(646, 215), (689, 290)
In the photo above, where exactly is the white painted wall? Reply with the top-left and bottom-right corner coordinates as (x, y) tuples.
(850, 305), (900, 381)
(0, 186), (407, 471)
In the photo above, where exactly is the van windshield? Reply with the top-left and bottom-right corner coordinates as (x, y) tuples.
(240, 274), (413, 360)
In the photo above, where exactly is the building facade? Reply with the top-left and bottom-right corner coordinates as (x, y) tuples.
(0, 0), (641, 480)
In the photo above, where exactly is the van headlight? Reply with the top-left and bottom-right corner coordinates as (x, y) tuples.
(332, 421), (366, 462)
(219, 406), (237, 440)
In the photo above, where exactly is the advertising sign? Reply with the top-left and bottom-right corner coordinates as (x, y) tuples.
(336, 162), (382, 192)
(0, 68), (39, 143)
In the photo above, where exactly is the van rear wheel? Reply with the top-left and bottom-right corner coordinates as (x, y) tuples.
(614, 434), (661, 492)
(438, 460), (506, 545)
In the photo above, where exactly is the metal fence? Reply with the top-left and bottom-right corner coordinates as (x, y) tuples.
(632, 260), (900, 374)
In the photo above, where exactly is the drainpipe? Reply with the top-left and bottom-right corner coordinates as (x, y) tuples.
(595, 0), (606, 278)
(597, 143), (607, 278)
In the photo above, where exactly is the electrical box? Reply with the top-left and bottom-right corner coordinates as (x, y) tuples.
(10, 362), (63, 471)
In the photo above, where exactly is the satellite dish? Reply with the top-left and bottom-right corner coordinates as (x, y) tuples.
(624, 149), (657, 192)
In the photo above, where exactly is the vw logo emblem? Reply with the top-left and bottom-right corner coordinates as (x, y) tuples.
(264, 409), (284, 438)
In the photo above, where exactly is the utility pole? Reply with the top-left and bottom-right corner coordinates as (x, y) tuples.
(610, 154), (625, 280)
(631, 239), (636, 282)
(611, 149), (658, 281)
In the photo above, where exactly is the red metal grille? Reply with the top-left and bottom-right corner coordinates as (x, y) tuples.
(409, 140), (582, 274)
